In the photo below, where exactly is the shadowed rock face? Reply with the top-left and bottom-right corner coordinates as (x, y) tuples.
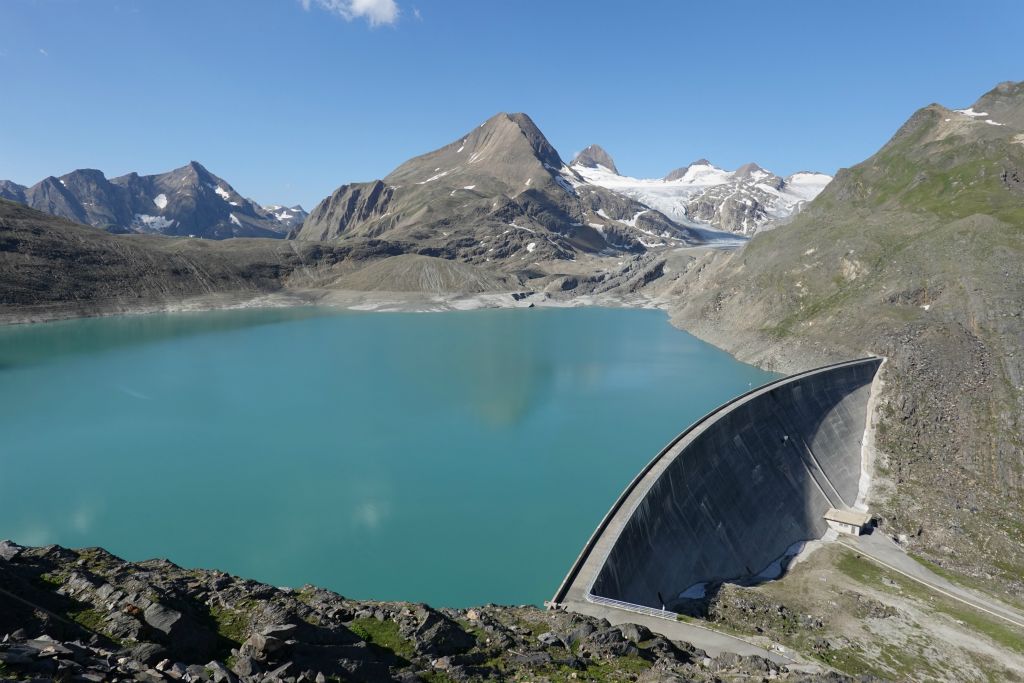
(1, 162), (301, 239)
(589, 359), (881, 609)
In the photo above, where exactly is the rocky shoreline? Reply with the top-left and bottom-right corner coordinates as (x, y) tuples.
(0, 542), (858, 683)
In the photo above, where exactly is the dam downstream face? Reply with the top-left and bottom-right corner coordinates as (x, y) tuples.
(569, 357), (882, 611)
(0, 306), (777, 607)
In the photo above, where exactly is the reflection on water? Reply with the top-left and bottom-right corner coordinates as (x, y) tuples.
(0, 306), (777, 607)
(0, 306), (331, 370)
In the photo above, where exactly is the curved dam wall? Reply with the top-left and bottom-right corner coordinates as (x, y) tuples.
(584, 357), (881, 609)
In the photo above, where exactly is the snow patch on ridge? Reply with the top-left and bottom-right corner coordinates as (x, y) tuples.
(954, 108), (988, 117)
(417, 170), (451, 185)
(132, 214), (175, 232)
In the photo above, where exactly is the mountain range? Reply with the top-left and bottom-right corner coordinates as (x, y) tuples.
(0, 162), (305, 239)
(297, 112), (703, 262)
(1, 119), (828, 246)
(571, 145), (832, 235)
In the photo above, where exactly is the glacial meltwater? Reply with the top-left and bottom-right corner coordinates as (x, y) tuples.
(0, 306), (776, 607)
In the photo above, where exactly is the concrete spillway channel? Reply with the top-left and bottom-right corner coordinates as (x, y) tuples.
(550, 357), (882, 634)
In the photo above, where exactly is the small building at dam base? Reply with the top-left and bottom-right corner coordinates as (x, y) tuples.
(551, 357), (882, 615)
(824, 507), (873, 536)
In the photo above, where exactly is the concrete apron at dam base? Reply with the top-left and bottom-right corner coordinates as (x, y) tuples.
(549, 357), (884, 668)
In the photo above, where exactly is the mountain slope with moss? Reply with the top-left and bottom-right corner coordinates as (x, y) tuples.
(648, 81), (1024, 603)
(0, 542), (845, 682)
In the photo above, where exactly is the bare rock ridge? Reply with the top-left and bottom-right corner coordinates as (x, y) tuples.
(298, 112), (702, 262)
(571, 144), (619, 174)
(0, 541), (817, 682)
(0, 161), (305, 239)
(0, 198), (350, 322)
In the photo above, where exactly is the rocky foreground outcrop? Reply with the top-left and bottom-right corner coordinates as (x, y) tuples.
(0, 542), (861, 682)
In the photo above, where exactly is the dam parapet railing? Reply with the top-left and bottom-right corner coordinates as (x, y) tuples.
(551, 356), (883, 609)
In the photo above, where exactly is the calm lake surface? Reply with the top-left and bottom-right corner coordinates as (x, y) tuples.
(0, 306), (776, 607)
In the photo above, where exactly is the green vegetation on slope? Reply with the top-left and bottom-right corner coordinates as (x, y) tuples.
(664, 82), (1024, 604)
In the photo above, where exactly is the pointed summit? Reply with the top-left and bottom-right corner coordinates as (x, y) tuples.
(499, 112), (564, 170)
(384, 111), (565, 188)
(572, 145), (618, 174)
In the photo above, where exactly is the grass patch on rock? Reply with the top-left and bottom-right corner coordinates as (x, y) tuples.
(68, 607), (107, 633)
(208, 606), (249, 647)
(348, 617), (416, 661)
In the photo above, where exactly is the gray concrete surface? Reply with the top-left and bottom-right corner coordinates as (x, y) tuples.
(552, 357), (881, 610)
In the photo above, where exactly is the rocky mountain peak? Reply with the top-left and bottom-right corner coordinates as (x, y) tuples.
(664, 159), (712, 181)
(61, 168), (108, 183)
(2, 162), (300, 239)
(384, 111), (566, 189)
(967, 79), (1024, 130)
(175, 160), (218, 184)
(0, 179), (26, 202)
(490, 111), (564, 170)
(572, 144), (619, 174)
(733, 162), (765, 178)
(303, 111), (699, 255)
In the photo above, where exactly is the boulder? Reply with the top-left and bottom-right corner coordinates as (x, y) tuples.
(402, 608), (474, 657)
(568, 622), (595, 646)
(143, 603), (183, 635)
(536, 631), (563, 648)
(618, 623), (653, 643)
(204, 659), (237, 683)
(240, 632), (286, 659)
(258, 623), (297, 639)
(229, 654), (261, 677)
(0, 540), (23, 561)
(125, 642), (169, 666)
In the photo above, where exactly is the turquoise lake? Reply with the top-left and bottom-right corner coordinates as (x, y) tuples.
(0, 306), (777, 607)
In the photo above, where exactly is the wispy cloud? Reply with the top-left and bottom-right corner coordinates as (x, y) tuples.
(299, 0), (400, 27)
(38, 48), (48, 57)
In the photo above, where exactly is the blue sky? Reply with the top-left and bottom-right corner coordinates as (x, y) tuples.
(1, 0), (1021, 208)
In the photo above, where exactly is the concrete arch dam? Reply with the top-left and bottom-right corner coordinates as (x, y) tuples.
(553, 357), (882, 611)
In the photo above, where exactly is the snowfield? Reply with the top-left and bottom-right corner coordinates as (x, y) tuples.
(573, 162), (831, 235)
